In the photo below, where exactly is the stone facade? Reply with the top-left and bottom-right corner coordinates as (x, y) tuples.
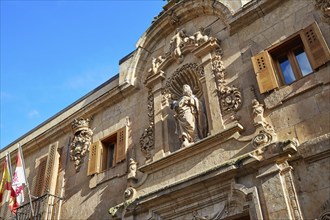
(1, 0), (330, 219)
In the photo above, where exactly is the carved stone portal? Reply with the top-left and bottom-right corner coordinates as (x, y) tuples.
(69, 118), (93, 172)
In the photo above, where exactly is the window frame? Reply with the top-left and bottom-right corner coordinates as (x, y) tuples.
(251, 22), (330, 94)
(87, 126), (127, 176)
(270, 36), (313, 86)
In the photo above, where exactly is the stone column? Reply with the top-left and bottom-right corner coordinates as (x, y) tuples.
(145, 72), (166, 160)
(193, 39), (225, 134)
(256, 162), (302, 220)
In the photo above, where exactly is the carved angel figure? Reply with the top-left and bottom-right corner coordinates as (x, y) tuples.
(169, 28), (186, 62)
(171, 85), (207, 148)
(148, 56), (165, 74)
(193, 27), (209, 46)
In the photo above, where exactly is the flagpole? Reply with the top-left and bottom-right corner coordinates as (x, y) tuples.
(6, 153), (13, 188)
(17, 144), (34, 217)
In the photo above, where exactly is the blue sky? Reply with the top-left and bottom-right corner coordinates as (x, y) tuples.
(0, 0), (166, 149)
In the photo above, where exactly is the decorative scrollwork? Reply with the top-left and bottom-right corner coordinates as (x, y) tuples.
(212, 49), (242, 113)
(140, 90), (155, 159)
(220, 86), (242, 112)
(252, 130), (272, 148)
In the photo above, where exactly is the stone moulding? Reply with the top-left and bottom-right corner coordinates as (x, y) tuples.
(109, 134), (298, 219)
(69, 118), (93, 172)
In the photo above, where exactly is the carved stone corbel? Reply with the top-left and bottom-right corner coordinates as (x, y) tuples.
(69, 118), (93, 172)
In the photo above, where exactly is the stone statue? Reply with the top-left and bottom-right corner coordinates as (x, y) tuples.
(171, 84), (207, 148)
(169, 28), (186, 62)
(193, 27), (209, 46)
(148, 56), (165, 75)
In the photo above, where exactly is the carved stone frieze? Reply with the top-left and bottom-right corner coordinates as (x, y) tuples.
(69, 118), (93, 172)
(212, 49), (243, 114)
(140, 90), (155, 159)
(315, 0), (330, 24)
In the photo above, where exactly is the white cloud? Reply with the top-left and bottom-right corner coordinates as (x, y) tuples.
(27, 110), (40, 118)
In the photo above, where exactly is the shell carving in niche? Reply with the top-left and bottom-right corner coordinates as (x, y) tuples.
(69, 118), (93, 172)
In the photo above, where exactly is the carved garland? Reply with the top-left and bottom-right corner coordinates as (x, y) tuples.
(212, 49), (242, 113)
(69, 118), (93, 172)
(139, 89), (155, 159)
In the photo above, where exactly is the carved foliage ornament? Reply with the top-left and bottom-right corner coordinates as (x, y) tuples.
(212, 49), (242, 113)
(140, 90), (154, 159)
(69, 118), (93, 172)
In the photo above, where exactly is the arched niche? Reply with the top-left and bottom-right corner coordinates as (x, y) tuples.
(162, 63), (208, 152)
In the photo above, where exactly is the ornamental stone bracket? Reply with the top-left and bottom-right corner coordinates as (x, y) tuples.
(69, 118), (93, 172)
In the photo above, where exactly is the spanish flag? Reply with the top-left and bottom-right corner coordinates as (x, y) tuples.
(0, 154), (18, 213)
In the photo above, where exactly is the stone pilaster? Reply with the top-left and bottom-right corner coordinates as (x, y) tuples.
(145, 72), (166, 161)
(256, 162), (302, 220)
(193, 39), (225, 134)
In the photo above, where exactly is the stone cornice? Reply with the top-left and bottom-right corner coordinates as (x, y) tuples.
(135, 138), (298, 209)
(139, 123), (244, 174)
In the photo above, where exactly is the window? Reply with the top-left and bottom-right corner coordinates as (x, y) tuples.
(101, 135), (116, 171)
(87, 126), (127, 176)
(33, 157), (47, 197)
(251, 22), (330, 93)
(32, 143), (59, 197)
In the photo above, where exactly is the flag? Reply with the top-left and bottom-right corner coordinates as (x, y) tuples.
(12, 150), (27, 206)
(0, 155), (18, 213)
(0, 157), (11, 204)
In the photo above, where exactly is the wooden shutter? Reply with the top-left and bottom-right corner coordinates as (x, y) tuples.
(251, 51), (279, 94)
(33, 157), (47, 196)
(44, 143), (59, 195)
(115, 127), (127, 163)
(87, 141), (101, 176)
(301, 22), (330, 70)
